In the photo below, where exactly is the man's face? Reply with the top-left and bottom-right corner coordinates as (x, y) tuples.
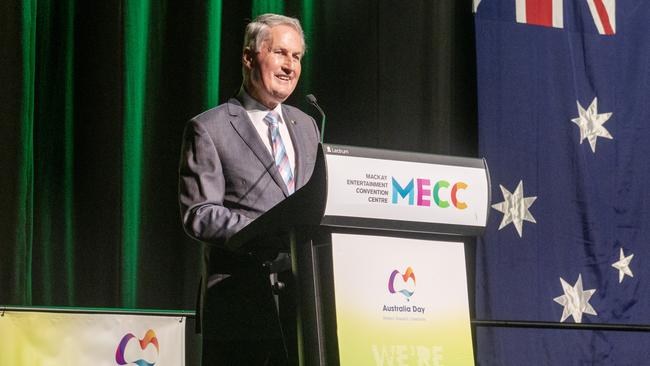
(244, 25), (303, 109)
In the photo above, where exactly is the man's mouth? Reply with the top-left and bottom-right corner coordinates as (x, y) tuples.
(275, 74), (292, 82)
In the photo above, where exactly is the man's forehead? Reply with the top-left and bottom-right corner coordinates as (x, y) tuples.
(264, 26), (304, 50)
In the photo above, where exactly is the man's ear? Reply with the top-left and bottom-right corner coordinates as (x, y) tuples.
(242, 47), (255, 70)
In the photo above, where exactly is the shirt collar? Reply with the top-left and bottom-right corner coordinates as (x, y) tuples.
(237, 87), (284, 119)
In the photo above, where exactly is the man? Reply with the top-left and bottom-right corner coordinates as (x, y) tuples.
(178, 14), (320, 365)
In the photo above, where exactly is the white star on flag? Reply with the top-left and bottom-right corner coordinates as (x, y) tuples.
(612, 248), (634, 283)
(553, 274), (597, 323)
(491, 180), (537, 237)
(473, 0), (481, 13)
(571, 97), (613, 153)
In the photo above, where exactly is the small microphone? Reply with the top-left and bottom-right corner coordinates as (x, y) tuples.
(306, 94), (326, 143)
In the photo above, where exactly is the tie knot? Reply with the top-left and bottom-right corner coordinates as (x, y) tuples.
(264, 111), (281, 127)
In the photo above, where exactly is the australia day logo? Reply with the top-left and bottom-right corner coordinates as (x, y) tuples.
(388, 266), (416, 301)
(115, 329), (160, 366)
(384, 266), (426, 315)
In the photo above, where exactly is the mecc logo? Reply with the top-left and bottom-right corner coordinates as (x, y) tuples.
(392, 177), (468, 209)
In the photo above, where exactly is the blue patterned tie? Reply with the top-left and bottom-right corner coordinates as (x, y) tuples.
(264, 111), (295, 194)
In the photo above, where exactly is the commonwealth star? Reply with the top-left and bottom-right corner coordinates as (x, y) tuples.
(491, 180), (537, 237)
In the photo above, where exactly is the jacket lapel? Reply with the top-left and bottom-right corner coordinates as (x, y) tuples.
(282, 105), (310, 190)
(228, 98), (290, 197)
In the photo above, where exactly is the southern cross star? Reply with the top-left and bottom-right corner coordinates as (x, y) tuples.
(571, 97), (613, 153)
(491, 180), (537, 237)
(553, 274), (597, 323)
(612, 247), (634, 284)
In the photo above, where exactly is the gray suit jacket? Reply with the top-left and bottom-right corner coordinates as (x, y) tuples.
(178, 97), (319, 341)
(179, 97), (319, 246)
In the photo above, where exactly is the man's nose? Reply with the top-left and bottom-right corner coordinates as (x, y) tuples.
(281, 57), (297, 72)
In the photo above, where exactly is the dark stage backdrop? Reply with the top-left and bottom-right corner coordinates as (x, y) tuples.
(1, 0), (477, 313)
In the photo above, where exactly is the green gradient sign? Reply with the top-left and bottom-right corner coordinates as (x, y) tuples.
(331, 233), (474, 365)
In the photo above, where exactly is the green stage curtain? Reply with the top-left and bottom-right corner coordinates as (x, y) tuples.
(0, 0), (477, 312)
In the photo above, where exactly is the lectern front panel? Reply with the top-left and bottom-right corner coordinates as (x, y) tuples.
(329, 233), (475, 365)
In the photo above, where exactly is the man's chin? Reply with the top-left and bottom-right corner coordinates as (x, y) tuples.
(272, 91), (292, 103)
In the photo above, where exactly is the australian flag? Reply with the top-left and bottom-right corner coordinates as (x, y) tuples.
(474, 0), (650, 364)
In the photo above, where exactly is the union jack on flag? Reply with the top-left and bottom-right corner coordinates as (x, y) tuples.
(513, 0), (615, 34)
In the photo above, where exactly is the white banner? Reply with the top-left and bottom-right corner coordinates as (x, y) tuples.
(331, 233), (474, 365)
(324, 154), (489, 228)
(0, 310), (185, 366)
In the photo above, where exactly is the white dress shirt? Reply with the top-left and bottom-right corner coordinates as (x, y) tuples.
(238, 88), (296, 176)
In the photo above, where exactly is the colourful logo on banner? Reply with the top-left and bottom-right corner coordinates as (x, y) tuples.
(391, 177), (469, 209)
(388, 266), (416, 300)
(115, 329), (160, 366)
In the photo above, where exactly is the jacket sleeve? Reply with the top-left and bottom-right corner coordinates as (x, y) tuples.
(178, 118), (252, 245)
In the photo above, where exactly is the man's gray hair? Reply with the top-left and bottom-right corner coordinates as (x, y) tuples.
(243, 13), (305, 53)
